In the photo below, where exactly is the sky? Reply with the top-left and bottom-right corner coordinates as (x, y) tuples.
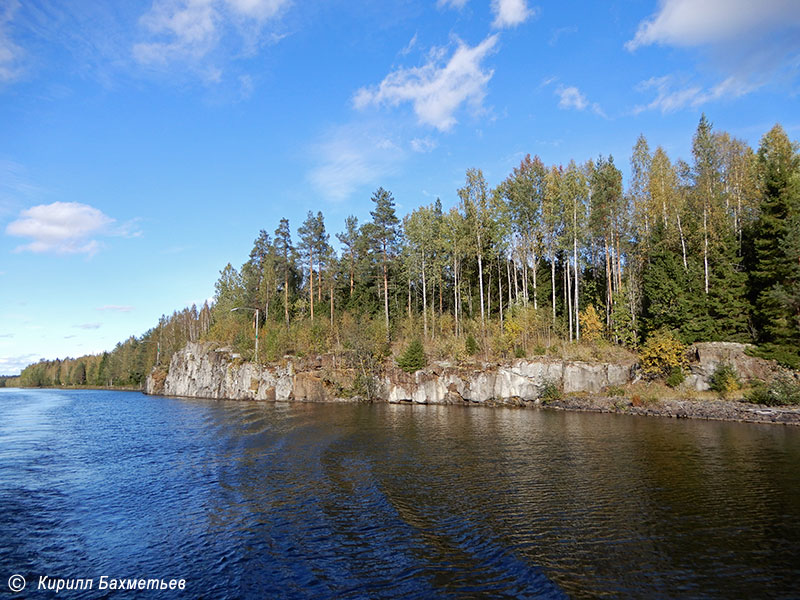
(1, 0), (799, 375)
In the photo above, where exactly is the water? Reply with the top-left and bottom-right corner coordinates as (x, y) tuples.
(1, 388), (799, 599)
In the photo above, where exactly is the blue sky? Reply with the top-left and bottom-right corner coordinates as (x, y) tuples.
(1, 0), (799, 374)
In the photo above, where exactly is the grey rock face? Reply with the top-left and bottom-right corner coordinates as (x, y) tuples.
(684, 342), (780, 391)
(148, 342), (642, 404)
(148, 341), (775, 404)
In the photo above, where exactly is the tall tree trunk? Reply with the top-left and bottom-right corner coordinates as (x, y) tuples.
(477, 252), (485, 329)
(284, 266), (289, 330)
(506, 258), (512, 306)
(573, 225), (580, 342)
(498, 258), (503, 328)
(453, 253), (459, 337)
(531, 248), (538, 310)
(522, 254), (528, 306)
(605, 239), (612, 327)
(677, 212), (688, 271)
(703, 205), (710, 294)
(349, 254), (354, 297)
(407, 277), (411, 320)
(422, 258), (428, 340)
(382, 245), (390, 336)
(567, 259), (573, 342)
(551, 253), (556, 323)
(309, 249), (314, 322)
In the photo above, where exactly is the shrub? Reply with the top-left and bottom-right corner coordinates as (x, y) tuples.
(665, 367), (685, 389)
(639, 329), (687, 378)
(532, 344), (547, 356)
(514, 346), (526, 359)
(396, 339), (426, 373)
(606, 385), (625, 397)
(709, 362), (740, 398)
(579, 305), (604, 342)
(744, 376), (800, 406)
(539, 378), (562, 404)
(465, 335), (479, 356)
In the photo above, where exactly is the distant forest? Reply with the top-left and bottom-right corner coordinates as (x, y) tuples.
(10, 116), (800, 389)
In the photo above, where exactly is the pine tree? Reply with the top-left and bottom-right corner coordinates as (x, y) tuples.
(336, 215), (359, 298)
(369, 187), (400, 337)
(274, 218), (293, 329)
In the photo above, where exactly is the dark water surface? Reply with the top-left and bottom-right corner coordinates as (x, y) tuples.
(1, 389), (799, 599)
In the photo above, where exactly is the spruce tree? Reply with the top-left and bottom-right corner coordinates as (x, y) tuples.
(750, 125), (800, 366)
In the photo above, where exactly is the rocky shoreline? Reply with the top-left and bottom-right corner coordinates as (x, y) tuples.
(543, 396), (800, 426)
(144, 341), (800, 426)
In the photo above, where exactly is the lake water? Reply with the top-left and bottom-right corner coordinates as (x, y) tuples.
(1, 388), (799, 599)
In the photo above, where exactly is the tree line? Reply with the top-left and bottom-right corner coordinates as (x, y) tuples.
(11, 116), (800, 388)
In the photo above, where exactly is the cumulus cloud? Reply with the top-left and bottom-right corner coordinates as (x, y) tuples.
(133, 0), (289, 67)
(491, 0), (537, 30)
(626, 0), (800, 50)
(555, 85), (605, 117)
(5, 202), (114, 255)
(354, 34), (498, 132)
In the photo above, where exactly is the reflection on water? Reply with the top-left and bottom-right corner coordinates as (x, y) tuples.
(0, 388), (798, 598)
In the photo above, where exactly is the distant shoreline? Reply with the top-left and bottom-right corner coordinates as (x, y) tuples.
(4, 385), (142, 392)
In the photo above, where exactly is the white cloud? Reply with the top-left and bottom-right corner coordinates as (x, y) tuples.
(626, 0), (800, 103)
(5, 201), (114, 255)
(555, 85), (606, 117)
(626, 0), (800, 51)
(491, 0), (537, 30)
(97, 305), (134, 312)
(400, 33), (418, 56)
(632, 74), (756, 114)
(354, 34), (498, 132)
(133, 0), (289, 67)
(75, 323), (102, 330)
(0, 0), (22, 83)
(0, 353), (40, 376)
(437, 0), (469, 9)
(308, 123), (404, 202)
(410, 137), (438, 153)
(556, 85), (587, 110)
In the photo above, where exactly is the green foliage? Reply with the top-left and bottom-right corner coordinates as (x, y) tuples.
(606, 385), (625, 397)
(465, 335), (479, 356)
(744, 376), (800, 406)
(397, 339), (427, 373)
(539, 378), (562, 404)
(639, 329), (687, 378)
(665, 367), (685, 389)
(16, 120), (800, 393)
(708, 362), (740, 398)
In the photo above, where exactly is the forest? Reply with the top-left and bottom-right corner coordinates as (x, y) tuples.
(11, 116), (800, 390)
